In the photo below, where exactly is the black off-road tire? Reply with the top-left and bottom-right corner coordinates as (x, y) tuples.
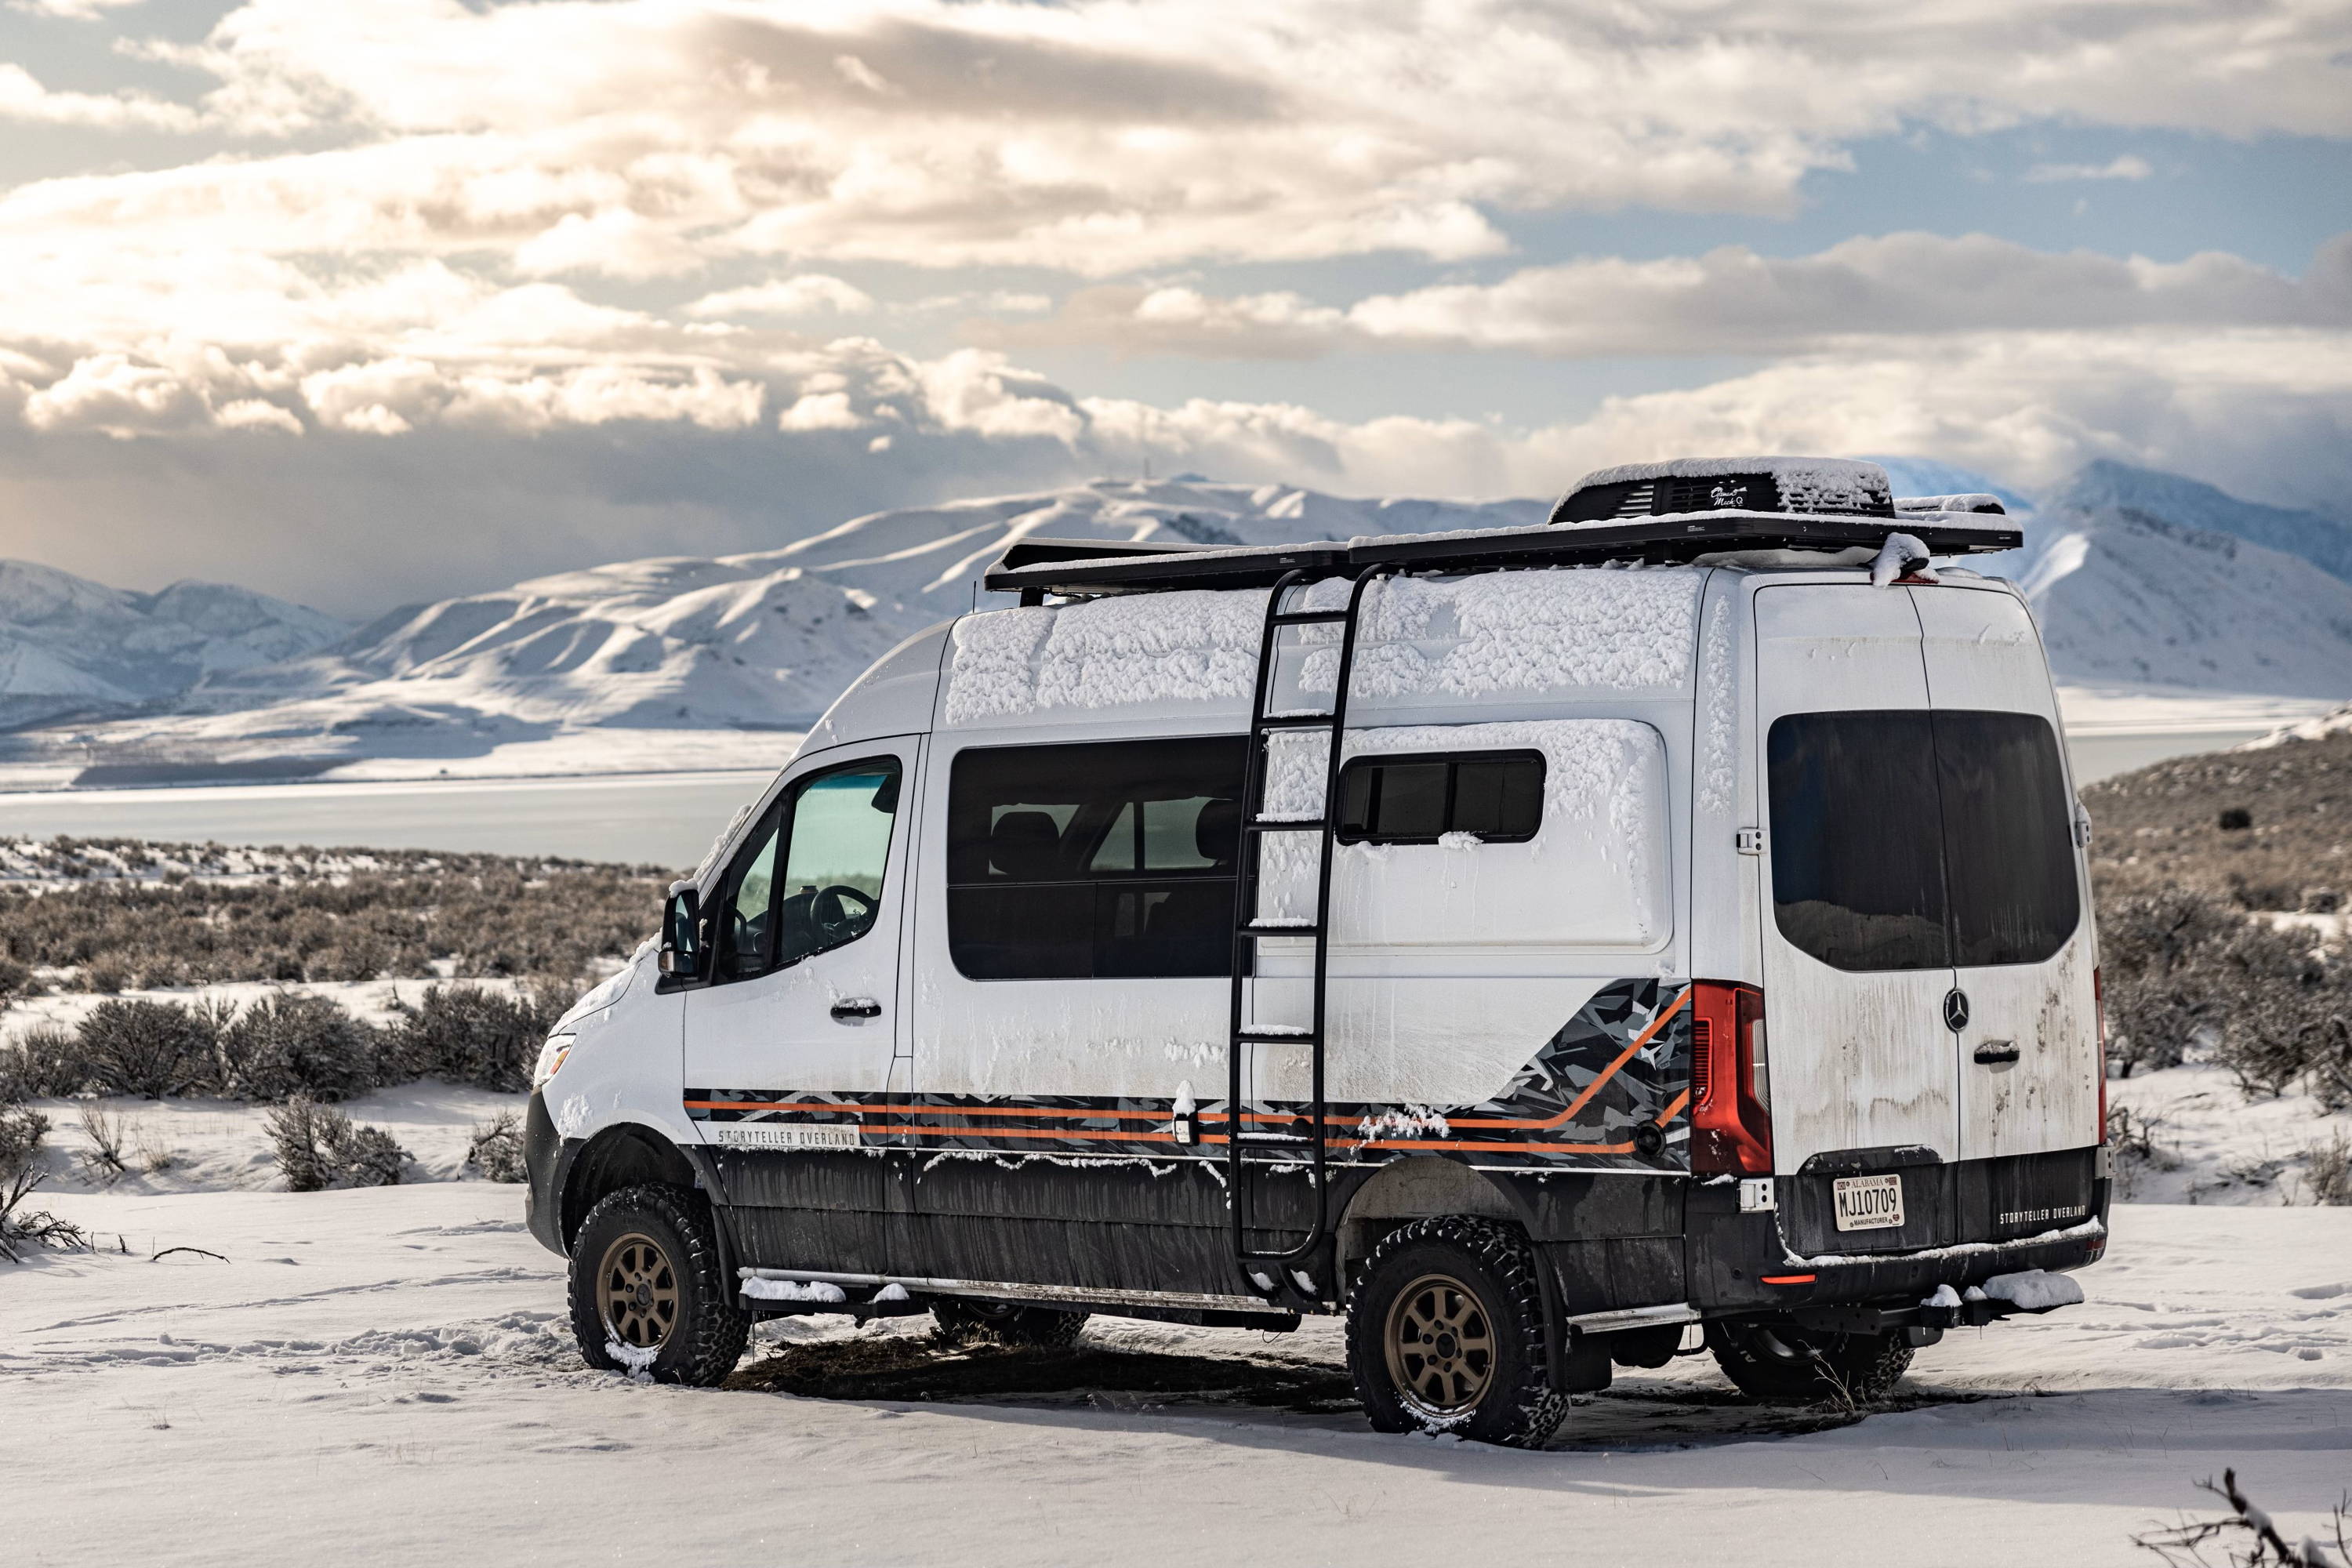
(927, 1297), (1089, 1348)
(1346, 1215), (1569, 1447)
(1707, 1319), (1914, 1406)
(568, 1183), (750, 1387)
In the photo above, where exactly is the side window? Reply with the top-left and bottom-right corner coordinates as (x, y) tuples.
(947, 737), (1246, 980)
(715, 759), (901, 983)
(774, 761), (902, 968)
(1335, 751), (1544, 844)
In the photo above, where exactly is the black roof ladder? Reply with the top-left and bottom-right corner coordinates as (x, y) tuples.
(1225, 564), (1381, 1294)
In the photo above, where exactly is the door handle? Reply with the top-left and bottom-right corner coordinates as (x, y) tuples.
(830, 997), (883, 1024)
(1972, 1040), (2020, 1065)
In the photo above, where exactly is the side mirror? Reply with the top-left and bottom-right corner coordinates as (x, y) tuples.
(660, 886), (701, 978)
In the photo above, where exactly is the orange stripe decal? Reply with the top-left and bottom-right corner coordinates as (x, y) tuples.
(688, 985), (1691, 1159)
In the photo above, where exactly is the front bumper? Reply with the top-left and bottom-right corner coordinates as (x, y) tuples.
(522, 1090), (567, 1257)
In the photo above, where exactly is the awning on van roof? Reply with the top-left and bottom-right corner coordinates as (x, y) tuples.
(981, 510), (2023, 597)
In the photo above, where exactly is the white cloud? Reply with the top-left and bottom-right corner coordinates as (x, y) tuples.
(7, 0), (146, 20)
(995, 233), (2352, 359)
(5, 0), (2343, 279)
(214, 397), (304, 434)
(688, 276), (877, 318)
(777, 390), (865, 431)
(0, 62), (200, 131)
(2024, 155), (2156, 183)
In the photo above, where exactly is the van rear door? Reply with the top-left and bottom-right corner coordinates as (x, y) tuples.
(1753, 585), (1959, 1177)
(1912, 586), (2100, 1163)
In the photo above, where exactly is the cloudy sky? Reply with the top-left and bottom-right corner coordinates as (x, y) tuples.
(2, 0), (2348, 614)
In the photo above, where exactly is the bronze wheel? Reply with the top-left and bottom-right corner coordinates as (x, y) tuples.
(1381, 1270), (1497, 1422)
(597, 1230), (680, 1352)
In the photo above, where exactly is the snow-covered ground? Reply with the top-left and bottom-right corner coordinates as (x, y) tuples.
(2107, 1061), (2352, 1207)
(5, 1185), (2347, 1566)
(5, 1089), (2350, 1566)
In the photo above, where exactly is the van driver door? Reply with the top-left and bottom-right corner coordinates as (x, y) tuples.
(684, 742), (916, 1133)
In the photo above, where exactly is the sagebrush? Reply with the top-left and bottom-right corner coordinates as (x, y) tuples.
(0, 838), (664, 991)
(0, 982), (575, 1102)
(266, 1098), (409, 1192)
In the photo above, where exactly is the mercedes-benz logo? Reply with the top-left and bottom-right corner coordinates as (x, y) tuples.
(1943, 988), (1970, 1033)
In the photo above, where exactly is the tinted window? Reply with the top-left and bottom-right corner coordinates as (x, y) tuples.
(715, 759), (900, 982)
(1933, 712), (2080, 967)
(1336, 751), (1544, 844)
(949, 738), (1246, 980)
(1767, 710), (2078, 973)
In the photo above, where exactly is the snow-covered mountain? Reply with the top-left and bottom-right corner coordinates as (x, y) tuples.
(0, 562), (348, 731)
(38, 480), (1544, 779)
(1885, 456), (2352, 698)
(2016, 499), (2352, 697)
(2056, 461), (2352, 585)
(16, 463), (2352, 785)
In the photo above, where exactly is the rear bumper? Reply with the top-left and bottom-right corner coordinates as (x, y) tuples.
(1686, 1149), (2110, 1317)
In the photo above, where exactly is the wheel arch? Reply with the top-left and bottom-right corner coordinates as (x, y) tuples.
(557, 1121), (710, 1252)
(1335, 1156), (1541, 1287)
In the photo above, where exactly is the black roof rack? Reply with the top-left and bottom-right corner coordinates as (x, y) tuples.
(990, 536), (1222, 574)
(982, 511), (2023, 597)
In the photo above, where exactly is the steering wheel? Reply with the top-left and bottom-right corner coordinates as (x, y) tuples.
(810, 884), (877, 943)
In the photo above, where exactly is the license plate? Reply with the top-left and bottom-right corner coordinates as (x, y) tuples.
(1832, 1173), (1905, 1232)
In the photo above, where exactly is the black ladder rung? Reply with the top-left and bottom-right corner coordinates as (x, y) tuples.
(1235, 1028), (1317, 1043)
(1253, 713), (1339, 730)
(1242, 919), (1321, 935)
(1267, 610), (1352, 626)
(1245, 817), (1325, 832)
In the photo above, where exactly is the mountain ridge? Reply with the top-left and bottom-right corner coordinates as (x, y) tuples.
(7, 461), (2350, 783)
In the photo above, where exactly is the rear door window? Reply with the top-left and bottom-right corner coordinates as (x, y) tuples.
(1932, 711), (2080, 967)
(1767, 710), (2077, 972)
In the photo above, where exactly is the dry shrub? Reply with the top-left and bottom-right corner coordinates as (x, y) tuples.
(466, 1110), (527, 1183)
(75, 1105), (129, 1185)
(389, 984), (566, 1094)
(266, 1098), (409, 1192)
(2094, 883), (2352, 1102)
(217, 991), (386, 1102)
(76, 999), (219, 1098)
(0, 1103), (78, 1261)
(2307, 1134), (2352, 1207)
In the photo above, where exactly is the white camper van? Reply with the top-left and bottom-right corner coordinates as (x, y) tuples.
(524, 456), (2107, 1445)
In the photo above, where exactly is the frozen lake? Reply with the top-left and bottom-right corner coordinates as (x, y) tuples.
(0, 728), (2263, 865)
(0, 769), (775, 869)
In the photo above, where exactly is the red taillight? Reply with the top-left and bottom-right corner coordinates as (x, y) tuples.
(1690, 979), (1773, 1176)
(2094, 965), (2109, 1142)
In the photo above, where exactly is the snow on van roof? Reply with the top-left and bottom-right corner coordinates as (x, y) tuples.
(942, 565), (1706, 724)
